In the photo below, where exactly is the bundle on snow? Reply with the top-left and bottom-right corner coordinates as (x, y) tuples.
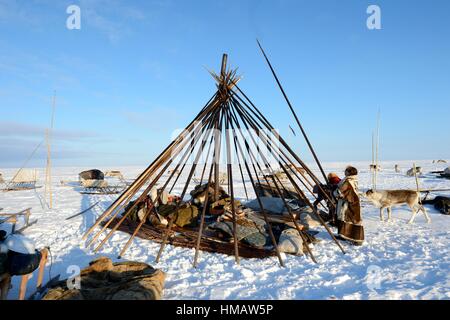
(78, 169), (108, 188)
(79, 169), (105, 181)
(255, 181), (301, 200)
(277, 228), (304, 256)
(245, 197), (304, 216)
(422, 196), (450, 215)
(443, 167), (450, 176)
(42, 257), (165, 300)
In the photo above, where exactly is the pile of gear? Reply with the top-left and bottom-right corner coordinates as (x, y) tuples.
(441, 167), (450, 179)
(124, 182), (320, 256)
(423, 196), (450, 215)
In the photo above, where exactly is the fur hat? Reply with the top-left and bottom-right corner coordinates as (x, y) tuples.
(328, 172), (339, 180)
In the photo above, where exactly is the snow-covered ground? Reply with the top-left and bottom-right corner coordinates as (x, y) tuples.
(1, 160), (449, 300)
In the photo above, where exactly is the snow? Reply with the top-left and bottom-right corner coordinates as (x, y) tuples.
(1, 160), (449, 300)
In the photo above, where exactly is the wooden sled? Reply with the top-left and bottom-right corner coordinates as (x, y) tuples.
(79, 179), (125, 195)
(2, 169), (40, 192)
(2, 184), (42, 192)
(79, 186), (124, 195)
(0, 248), (48, 300)
(0, 208), (33, 233)
(103, 218), (276, 259)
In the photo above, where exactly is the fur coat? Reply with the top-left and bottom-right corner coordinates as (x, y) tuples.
(335, 175), (364, 243)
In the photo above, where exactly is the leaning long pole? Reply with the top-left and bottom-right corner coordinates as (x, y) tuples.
(224, 102), (240, 264)
(155, 110), (223, 263)
(256, 40), (329, 184)
(82, 93), (218, 241)
(374, 110), (381, 190)
(230, 98), (345, 254)
(89, 107), (220, 249)
(45, 91), (56, 209)
(371, 131), (375, 189)
(227, 107), (285, 266)
(229, 102), (317, 263)
(413, 163), (422, 206)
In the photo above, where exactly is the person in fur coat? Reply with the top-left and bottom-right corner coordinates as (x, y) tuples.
(334, 166), (364, 246)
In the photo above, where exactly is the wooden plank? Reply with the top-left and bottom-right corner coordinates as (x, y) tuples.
(36, 248), (49, 290)
(19, 274), (30, 300)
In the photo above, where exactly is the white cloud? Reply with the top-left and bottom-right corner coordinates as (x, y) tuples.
(0, 121), (99, 141)
(79, 0), (152, 43)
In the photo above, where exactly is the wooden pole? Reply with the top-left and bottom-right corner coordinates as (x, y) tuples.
(214, 54), (228, 199)
(45, 92), (56, 209)
(45, 129), (52, 209)
(228, 103), (317, 263)
(116, 110), (222, 258)
(256, 39), (329, 184)
(231, 88), (333, 207)
(229, 102), (318, 260)
(372, 131), (375, 189)
(83, 93), (219, 241)
(232, 95), (317, 192)
(413, 163), (422, 205)
(88, 106), (219, 248)
(230, 96), (345, 254)
(193, 163), (215, 267)
(231, 94), (329, 214)
(226, 107), (285, 266)
(224, 102), (240, 264)
(90, 108), (221, 251)
(155, 110), (224, 263)
(19, 274), (30, 300)
(36, 248), (49, 290)
(374, 110), (381, 191)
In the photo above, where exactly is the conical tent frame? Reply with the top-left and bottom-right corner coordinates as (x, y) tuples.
(83, 54), (345, 267)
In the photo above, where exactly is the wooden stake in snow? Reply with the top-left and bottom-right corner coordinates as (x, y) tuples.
(374, 109), (381, 190)
(44, 91), (56, 209)
(370, 109), (381, 191)
(372, 131), (375, 189)
(413, 163), (422, 205)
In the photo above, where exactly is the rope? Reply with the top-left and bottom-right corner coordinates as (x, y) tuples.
(46, 246), (53, 283)
(5, 139), (44, 190)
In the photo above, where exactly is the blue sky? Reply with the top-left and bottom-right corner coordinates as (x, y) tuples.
(0, 0), (449, 168)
